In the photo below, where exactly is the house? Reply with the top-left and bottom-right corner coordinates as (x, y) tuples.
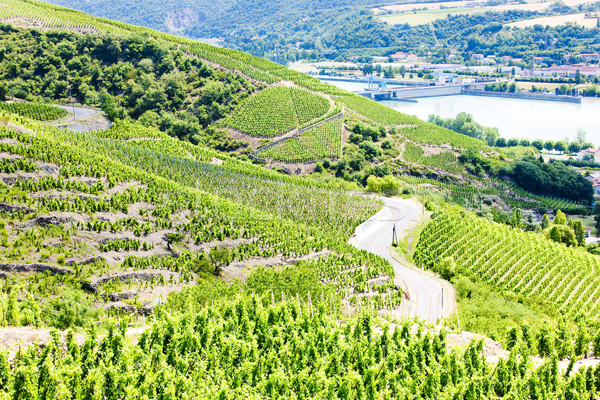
(546, 65), (600, 78)
(472, 54), (484, 61)
(500, 55), (512, 63)
(578, 148), (600, 163)
(433, 71), (457, 85)
(390, 51), (408, 61)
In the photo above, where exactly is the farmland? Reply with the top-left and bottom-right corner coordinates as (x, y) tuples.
(506, 13), (599, 28)
(374, 0), (599, 26)
(0, 0), (599, 398)
(222, 86), (332, 138)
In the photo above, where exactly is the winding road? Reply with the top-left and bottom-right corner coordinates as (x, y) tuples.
(351, 196), (448, 322)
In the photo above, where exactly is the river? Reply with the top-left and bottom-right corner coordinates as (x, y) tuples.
(321, 78), (600, 143)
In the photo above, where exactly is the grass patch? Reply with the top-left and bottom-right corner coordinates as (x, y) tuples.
(452, 274), (558, 345)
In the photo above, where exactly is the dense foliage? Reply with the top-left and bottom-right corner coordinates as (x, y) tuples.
(504, 156), (594, 204)
(0, 26), (255, 145)
(39, 0), (600, 64)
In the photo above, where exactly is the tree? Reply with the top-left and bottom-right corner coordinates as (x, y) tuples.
(507, 138), (519, 147)
(554, 141), (567, 153)
(544, 141), (554, 151)
(495, 137), (507, 147)
(541, 214), (550, 229)
(399, 65), (406, 78)
(209, 246), (231, 275)
(164, 233), (185, 251)
(576, 129), (587, 146)
(509, 208), (523, 228)
(532, 139), (544, 150)
(380, 175), (400, 196)
(554, 209), (567, 225)
(0, 84), (6, 101)
(595, 213), (600, 233)
(438, 257), (456, 280)
(366, 175), (382, 193)
(567, 142), (581, 153)
(519, 139), (531, 147)
(547, 225), (577, 246)
(570, 219), (586, 246)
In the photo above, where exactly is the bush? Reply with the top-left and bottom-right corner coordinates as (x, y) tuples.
(44, 291), (99, 329)
(439, 257), (456, 280)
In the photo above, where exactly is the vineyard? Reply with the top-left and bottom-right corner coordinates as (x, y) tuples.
(402, 142), (463, 174)
(222, 86), (331, 137)
(255, 116), (343, 163)
(414, 212), (600, 316)
(338, 94), (488, 150)
(0, 106), (402, 325)
(0, 0), (129, 34)
(2, 1), (600, 397)
(399, 175), (584, 211)
(0, 291), (595, 399)
(0, 102), (68, 121)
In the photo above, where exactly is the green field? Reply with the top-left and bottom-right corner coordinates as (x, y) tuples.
(414, 212), (600, 317)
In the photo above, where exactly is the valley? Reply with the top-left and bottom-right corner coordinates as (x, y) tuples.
(0, 0), (598, 398)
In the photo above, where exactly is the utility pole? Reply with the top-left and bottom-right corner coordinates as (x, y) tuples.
(392, 223), (397, 246)
(435, 247), (438, 276)
(68, 88), (75, 121)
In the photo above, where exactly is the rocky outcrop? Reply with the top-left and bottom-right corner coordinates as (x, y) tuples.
(66, 256), (105, 267)
(0, 203), (34, 214)
(0, 263), (72, 275)
(85, 271), (174, 292)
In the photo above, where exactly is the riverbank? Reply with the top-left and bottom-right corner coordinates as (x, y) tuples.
(462, 89), (581, 103)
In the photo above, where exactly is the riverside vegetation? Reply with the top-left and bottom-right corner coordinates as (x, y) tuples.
(0, 1), (598, 398)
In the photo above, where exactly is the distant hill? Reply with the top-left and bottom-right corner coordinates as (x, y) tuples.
(40, 0), (412, 58)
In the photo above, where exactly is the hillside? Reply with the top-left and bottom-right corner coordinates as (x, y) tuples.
(0, 1), (599, 398)
(39, 0), (405, 57)
(38, 0), (600, 65)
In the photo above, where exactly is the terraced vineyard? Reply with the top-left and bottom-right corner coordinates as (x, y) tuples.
(0, 0), (128, 34)
(0, 107), (398, 323)
(0, 102), (68, 121)
(223, 86), (330, 137)
(402, 142), (463, 174)
(255, 116), (343, 163)
(414, 212), (600, 316)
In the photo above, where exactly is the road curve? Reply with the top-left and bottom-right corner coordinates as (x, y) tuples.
(351, 196), (445, 322)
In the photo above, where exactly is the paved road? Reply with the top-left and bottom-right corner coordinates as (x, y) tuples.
(53, 104), (98, 120)
(50, 105), (111, 132)
(351, 196), (445, 322)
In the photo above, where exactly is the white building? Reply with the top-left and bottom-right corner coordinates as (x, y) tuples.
(578, 148), (600, 163)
